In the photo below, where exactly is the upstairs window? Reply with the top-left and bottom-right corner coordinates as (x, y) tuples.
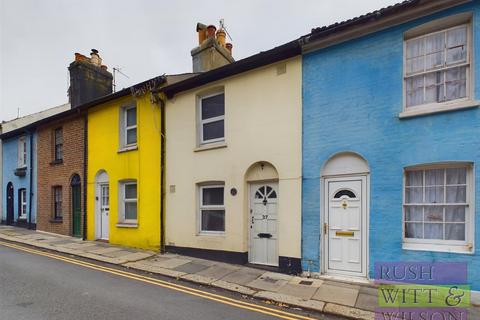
(199, 93), (225, 144)
(405, 24), (470, 109)
(120, 105), (137, 149)
(53, 186), (63, 220)
(125, 106), (137, 146)
(18, 136), (27, 168)
(54, 128), (63, 161)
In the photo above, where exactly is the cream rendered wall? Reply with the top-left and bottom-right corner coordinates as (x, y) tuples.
(165, 57), (302, 259)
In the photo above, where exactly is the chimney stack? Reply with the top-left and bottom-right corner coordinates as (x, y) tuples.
(68, 49), (113, 108)
(191, 22), (234, 73)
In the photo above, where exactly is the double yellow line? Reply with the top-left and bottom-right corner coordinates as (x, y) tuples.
(0, 241), (318, 320)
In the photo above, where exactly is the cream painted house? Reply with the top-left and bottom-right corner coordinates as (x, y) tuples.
(161, 27), (303, 273)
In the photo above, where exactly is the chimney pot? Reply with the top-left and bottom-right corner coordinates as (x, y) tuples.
(90, 49), (102, 66)
(196, 23), (207, 45)
(226, 43), (233, 55)
(206, 25), (216, 38)
(216, 29), (226, 47)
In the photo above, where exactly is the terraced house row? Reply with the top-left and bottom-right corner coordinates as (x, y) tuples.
(2, 0), (480, 292)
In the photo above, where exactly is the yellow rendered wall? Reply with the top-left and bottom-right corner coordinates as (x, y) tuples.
(87, 94), (161, 250)
(165, 57), (302, 258)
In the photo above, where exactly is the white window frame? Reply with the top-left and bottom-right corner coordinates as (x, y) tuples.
(123, 106), (138, 147)
(120, 105), (137, 149)
(119, 180), (137, 224)
(402, 163), (475, 254)
(402, 22), (474, 116)
(19, 189), (27, 219)
(18, 136), (27, 168)
(198, 92), (225, 145)
(198, 184), (225, 234)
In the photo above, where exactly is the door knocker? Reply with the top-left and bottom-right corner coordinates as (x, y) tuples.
(341, 199), (348, 209)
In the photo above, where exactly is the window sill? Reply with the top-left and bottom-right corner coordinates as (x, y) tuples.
(194, 142), (227, 153)
(402, 242), (474, 255)
(50, 159), (63, 166)
(118, 145), (138, 154)
(116, 222), (138, 228)
(197, 231), (226, 237)
(399, 100), (479, 119)
(49, 218), (63, 224)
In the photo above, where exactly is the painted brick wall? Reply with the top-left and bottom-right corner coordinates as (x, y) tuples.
(302, 1), (480, 290)
(36, 115), (85, 236)
(2, 132), (37, 225)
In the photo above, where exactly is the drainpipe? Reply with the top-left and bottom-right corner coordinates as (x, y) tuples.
(83, 113), (88, 240)
(159, 95), (166, 253)
(28, 132), (33, 229)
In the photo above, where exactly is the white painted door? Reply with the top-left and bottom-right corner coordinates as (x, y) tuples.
(100, 184), (109, 240)
(249, 183), (278, 266)
(325, 177), (367, 277)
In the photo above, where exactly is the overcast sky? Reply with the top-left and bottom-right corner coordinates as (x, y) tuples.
(0, 0), (399, 121)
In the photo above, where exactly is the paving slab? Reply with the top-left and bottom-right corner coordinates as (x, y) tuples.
(260, 272), (293, 282)
(355, 293), (378, 312)
(180, 274), (216, 285)
(246, 274), (289, 292)
(312, 283), (359, 307)
(102, 250), (135, 258)
(125, 261), (187, 278)
(289, 276), (324, 288)
(174, 262), (210, 274)
(324, 303), (375, 320)
(61, 242), (98, 250)
(153, 257), (192, 269)
(119, 252), (153, 262)
(196, 264), (238, 279)
(277, 283), (318, 300)
(211, 280), (257, 295)
(359, 286), (379, 296)
(48, 239), (80, 246)
(88, 247), (123, 255)
(220, 268), (264, 285)
(254, 291), (326, 312)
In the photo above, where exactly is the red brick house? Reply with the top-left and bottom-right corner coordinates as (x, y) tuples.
(36, 50), (112, 237)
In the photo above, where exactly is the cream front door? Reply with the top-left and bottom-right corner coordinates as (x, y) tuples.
(325, 176), (367, 277)
(100, 184), (109, 240)
(249, 183), (278, 266)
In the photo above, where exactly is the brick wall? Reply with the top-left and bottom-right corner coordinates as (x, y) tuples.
(36, 115), (85, 236)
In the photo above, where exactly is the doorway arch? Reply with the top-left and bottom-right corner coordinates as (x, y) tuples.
(321, 152), (370, 279)
(245, 162), (279, 267)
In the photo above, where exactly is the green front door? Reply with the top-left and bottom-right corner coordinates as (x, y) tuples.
(72, 183), (81, 237)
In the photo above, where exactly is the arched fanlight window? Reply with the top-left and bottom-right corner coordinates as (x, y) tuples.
(255, 186), (277, 204)
(71, 174), (81, 186)
(334, 189), (356, 199)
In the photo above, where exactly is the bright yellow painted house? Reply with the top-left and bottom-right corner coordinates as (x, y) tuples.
(86, 85), (162, 250)
(86, 74), (192, 250)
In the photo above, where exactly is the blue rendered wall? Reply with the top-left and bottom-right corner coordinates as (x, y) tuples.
(2, 132), (37, 225)
(302, 1), (480, 290)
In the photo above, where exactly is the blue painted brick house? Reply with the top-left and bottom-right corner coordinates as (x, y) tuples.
(301, 0), (480, 290)
(2, 131), (37, 228)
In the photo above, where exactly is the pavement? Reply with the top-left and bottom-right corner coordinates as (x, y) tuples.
(1, 226), (478, 320)
(1, 244), (342, 320)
